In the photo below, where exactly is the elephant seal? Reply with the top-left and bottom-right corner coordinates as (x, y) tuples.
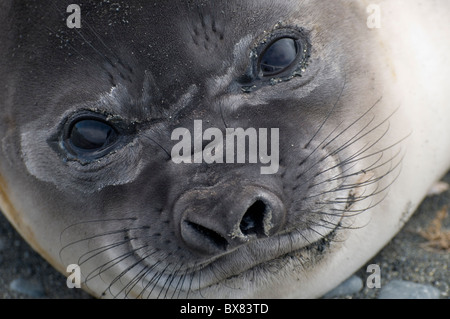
(0, 0), (450, 298)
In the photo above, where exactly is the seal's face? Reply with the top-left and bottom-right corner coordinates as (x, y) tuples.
(4, 0), (447, 298)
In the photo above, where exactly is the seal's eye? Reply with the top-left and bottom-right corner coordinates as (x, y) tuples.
(70, 120), (117, 150)
(66, 118), (118, 157)
(259, 38), (298, 76)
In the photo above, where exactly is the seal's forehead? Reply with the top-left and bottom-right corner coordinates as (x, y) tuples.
(78, 0), (307, 58)
(9, 0), (357, 72)
(74, 0), (341, 73)
(5, 0), (367, 119)
(9, 0), (360, 57)
(105, 1), (321, 50)
(9, 1), (304, 65)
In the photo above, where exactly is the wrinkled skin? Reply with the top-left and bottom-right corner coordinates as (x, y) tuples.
(0, 0), (449, 298)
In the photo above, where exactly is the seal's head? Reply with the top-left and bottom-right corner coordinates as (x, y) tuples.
(1, 0), (450, 298)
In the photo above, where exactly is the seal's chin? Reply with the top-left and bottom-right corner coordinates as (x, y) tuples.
(134, 215), (342, 298)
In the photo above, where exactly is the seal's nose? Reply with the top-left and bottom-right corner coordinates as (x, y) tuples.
(174, 186), (286, 256)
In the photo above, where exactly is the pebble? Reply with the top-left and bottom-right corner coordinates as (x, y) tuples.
(323, 275), (364, 298)
(9, 278), (46, 298)
(378, 280), (442, 299)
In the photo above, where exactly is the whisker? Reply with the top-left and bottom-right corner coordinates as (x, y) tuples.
(148, 263), (171, 299)
(305, 225), (329, 242)
(172, 267), (189, 299)
(304, 74), (347, 149)
(83, 21), (122, 63)
(162, 262), (184, 299)
(184, 261), (198, 299)
(309, 218), (341, 230)
(78, 238), (134, 266)
(106, 248), (159, 298)
(136, 260), (164, 299)
(296, 99), (387, 183)
(312, 147), (402, 191)
(297, 120), (344, 177)
(60, 217), (137, 243)
(142, 133), (172, 159)
(321, 97), (383, 152)
(59, 225), (146, 261)
(122, 265), (152, 299)
(85, 243), (148, 285)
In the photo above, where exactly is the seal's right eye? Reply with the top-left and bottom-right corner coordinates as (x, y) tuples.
(239, 27), (311, 92)
(259, 38), (298, 77)
(65, 118), (119, 158)
(70, 120), (117, 150)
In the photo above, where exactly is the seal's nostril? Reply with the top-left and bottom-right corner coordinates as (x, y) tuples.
(176, 187), (284, 256)
(185, 221), (229, 251)
(240, 200), (269, 237)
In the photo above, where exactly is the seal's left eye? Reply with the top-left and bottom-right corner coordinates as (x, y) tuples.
(259, 38), (298, 76)
(66, 119), (118, 157)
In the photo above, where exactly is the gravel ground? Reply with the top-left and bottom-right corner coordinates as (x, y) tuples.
(0, 171), (449, 299)
(350, 172), (450, 299)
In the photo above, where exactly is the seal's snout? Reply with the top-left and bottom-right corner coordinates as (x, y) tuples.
(174, 186), (286, 256)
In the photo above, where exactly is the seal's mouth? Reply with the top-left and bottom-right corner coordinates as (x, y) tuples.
(135, 217), (342, 297)
(200, 222), (340, 287)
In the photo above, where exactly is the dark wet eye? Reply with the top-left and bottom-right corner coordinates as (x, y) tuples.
(67, 119), (118, 155)
(259, 38), (298, 76)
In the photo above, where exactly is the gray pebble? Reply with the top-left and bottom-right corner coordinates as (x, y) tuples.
(0, 238), (5, 251)
(324, 275), (364, 298)
(378, 280), (442, 299)
(9, 278), (46, 298)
